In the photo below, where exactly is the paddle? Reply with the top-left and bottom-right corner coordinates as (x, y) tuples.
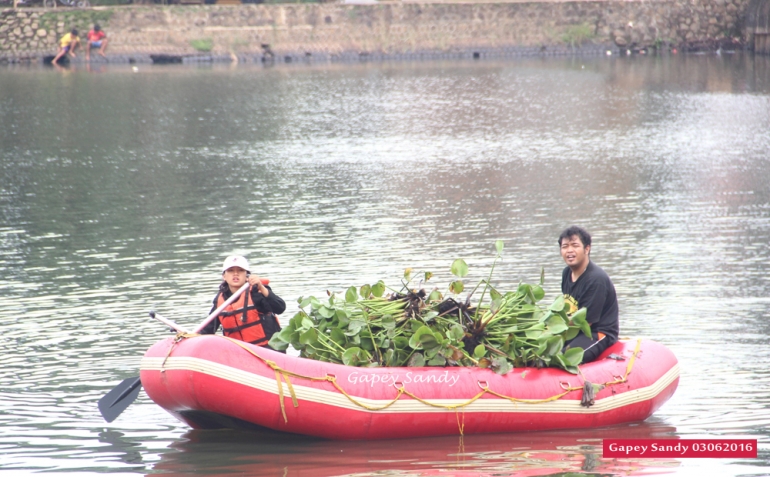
(98, 377), (143, 423)
(98, 281), (254, 422)
(148, 278), (269, 334)
(149, 311), (191, 333)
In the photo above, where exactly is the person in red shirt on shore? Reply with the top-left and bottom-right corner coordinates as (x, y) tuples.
(85, 24), (108, 61)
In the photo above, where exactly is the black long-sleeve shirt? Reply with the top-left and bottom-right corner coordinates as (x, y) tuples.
(561, 261), (619, 342)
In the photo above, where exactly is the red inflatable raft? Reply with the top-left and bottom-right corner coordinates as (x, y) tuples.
(140, 335), (678, 440)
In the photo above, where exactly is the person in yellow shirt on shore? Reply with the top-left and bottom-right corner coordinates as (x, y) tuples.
(52, 29), (81, 66)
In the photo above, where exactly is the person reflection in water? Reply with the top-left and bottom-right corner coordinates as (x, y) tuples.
(559, 226), (619, 363)
(200, 255), (286, 351)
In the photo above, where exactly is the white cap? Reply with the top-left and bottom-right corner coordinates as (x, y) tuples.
(221, 255), (250, 273)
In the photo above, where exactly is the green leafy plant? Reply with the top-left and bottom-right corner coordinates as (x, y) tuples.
(270, 242), (589, 374)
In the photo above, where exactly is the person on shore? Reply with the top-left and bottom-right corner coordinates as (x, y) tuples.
(200, 255), (286, 350)
(559, 225), (619, 363)
(85, 24), (108, 61)
(51, 29), (80, 66)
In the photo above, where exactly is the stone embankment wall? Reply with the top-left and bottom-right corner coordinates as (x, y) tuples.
(746, 0), (770, 53)
(0, 1), (752, 62)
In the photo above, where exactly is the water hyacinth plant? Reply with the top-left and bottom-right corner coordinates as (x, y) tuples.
(269, 241), (591, 374)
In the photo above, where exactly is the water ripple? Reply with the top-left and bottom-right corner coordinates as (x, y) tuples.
(1, 55), (769, 475)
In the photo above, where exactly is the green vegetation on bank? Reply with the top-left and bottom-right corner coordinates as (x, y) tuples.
(561, 23), (595, 47)
(39, 9), (114, 35)
(190, 37), (213, 52)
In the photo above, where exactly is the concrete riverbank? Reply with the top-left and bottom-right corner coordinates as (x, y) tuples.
(0, 0), (755, 64)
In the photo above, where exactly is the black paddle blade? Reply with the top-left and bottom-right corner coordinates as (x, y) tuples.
(98, 377), (142, 423)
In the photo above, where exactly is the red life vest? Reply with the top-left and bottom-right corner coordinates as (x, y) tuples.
(216, 286), (280, 346)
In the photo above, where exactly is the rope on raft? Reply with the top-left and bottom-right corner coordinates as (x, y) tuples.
(160, 334), (642, 434)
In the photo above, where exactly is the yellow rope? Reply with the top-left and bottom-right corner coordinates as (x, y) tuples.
(273, 368), (287, 422)
(411, 388), (482, 409)
(625, 338), (642, 377)
(602, 338), (642, 386)
(330, 379), (407, 411)
(455, 406), (466, 436)
(165, 334), (642, 429)
(160, 333), (188, 371)
(485, 387), (576, 403)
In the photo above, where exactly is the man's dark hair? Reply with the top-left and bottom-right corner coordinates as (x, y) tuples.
(94, 24), (101, 32)
(558, 225), (592, 248)
(71, 29), (78, 36)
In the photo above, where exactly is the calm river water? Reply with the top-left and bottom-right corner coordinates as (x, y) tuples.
(1, 53), (769, 476)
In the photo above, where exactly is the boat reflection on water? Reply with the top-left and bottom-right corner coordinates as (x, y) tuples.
(150, 420), (679, 476)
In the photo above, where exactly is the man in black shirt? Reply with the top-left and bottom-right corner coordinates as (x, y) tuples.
(559, 226), (619, 363)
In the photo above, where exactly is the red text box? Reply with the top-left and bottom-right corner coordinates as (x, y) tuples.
(603, 439), (757, 458)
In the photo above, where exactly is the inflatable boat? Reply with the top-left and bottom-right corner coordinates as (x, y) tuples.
(139, 335), (678, 440)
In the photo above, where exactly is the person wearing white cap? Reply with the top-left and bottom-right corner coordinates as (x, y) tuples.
(199, 255), (286, 349)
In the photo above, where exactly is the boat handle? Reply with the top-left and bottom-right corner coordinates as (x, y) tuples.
(560, 381), (572, 390)
(392, 381), (403, 389)
(477, 380), (489, 389)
